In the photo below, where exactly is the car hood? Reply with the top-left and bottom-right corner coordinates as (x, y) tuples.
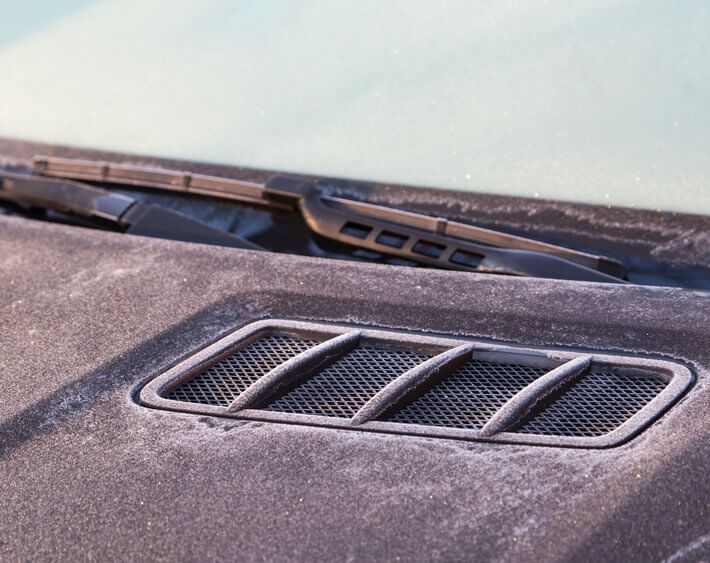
(1, 213), (709, 561)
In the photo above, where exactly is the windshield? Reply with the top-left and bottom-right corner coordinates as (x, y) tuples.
(1, 0), (708, 215)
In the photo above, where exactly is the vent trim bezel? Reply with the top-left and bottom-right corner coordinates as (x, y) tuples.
(139, 319), (693, 448)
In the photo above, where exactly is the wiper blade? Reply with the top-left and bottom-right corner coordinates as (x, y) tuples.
(30, 156), (627, 283)
(0, 172), (261, 250)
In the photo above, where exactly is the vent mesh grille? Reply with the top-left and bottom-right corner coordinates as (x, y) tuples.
(515, 371), (668, 437)
(386, 360), (547, 429)
(167, 335), (318, 406)
(149, 320), (684, 447)
(264, 346), (432, 418)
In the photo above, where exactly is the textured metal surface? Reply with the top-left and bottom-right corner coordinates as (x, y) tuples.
(167, 335), (318, 406)
(386, 360), (547, 429)
(516, 371), (668, 437)
(264, 346), (432, 418)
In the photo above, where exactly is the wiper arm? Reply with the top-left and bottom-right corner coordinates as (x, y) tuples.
(30, 156), (627, 283)
(0, 172), (261, 250)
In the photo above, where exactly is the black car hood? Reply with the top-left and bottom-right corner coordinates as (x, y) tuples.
(1, 211), (709, 561)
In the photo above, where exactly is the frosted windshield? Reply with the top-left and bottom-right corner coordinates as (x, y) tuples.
(1, 0), (708, 214)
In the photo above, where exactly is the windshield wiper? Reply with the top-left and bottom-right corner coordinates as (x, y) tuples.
(0, 172), (261, 250)
(27, 155), (627, 283)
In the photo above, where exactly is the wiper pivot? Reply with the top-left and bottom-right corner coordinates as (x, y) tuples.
(0, 173), (261, 250)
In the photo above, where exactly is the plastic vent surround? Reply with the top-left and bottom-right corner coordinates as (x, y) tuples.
(140, 320), (692, 448)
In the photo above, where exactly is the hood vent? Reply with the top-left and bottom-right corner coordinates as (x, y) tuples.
(140, 320), (692, 448)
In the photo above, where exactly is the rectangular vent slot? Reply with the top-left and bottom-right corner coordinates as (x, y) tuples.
(168, 335), (319, 406)
(515, 371), (668, 437)
(263, 346), (432, 418)
(385, 360), (547, 429)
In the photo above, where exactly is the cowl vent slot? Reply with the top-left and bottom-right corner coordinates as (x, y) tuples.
(385, 360), (548, 430)
(168, 335), (320, 407)
(264, 346), (432, 418)
(514, 370), (669, 437)
(140, 320), (692, 448)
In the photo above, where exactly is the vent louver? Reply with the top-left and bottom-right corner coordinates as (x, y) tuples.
(141, 320), (692, 448)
